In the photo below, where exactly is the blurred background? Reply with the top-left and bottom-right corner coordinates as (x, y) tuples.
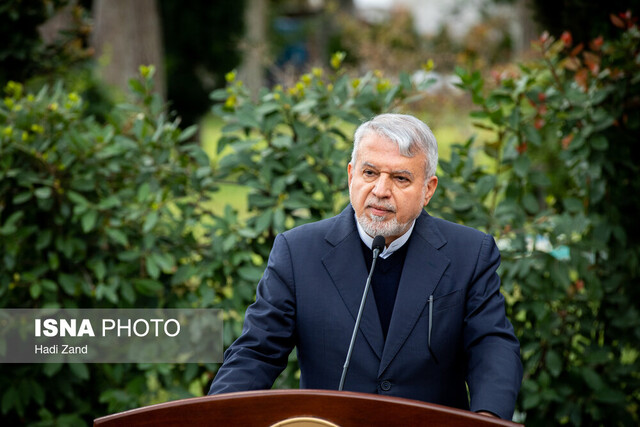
(3, 0), (622, 126)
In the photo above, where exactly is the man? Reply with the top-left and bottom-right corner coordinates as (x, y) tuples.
(209, 114), (522, 420)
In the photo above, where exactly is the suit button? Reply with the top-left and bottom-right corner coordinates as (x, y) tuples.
(380, 380), (392, 391)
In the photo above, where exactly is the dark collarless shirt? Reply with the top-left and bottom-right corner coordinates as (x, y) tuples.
(360, 238), (410, 340)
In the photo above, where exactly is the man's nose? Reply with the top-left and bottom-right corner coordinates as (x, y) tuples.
(372, 174), (392, 198)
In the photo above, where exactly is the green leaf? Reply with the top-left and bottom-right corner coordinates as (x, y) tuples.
(143, 210), (159, 233)
(97, 196), (121, 210)
(34, 187), (52, 199)
(292, 99), (317, 113)
(150, 252), (175, 272)
(145, 254), (160, 278)
(58, 273), (78, 296)
(272, 135), (293, 149)
(121, 281), (136, 304)
(67, 191), (90, 206)
(36, 230), (53, 250)
(128, 78), (145, 95)
(513, 155), (530, 178)
(91, 259), (107, 281)
(523, 124), (542, 146)
(522, 392), (541, 410)
(133, 279), (163, 295)
(43, 363), (63, 377)
(209, 88), (228, 101)
(81, 210), (98, 233)
(582, 368), (605, 391)
(522, 193), (539, 214)
(563, 197), (583, 213)
(40, 279), (57, 292)
(0, 211), (24, 235)
(595, 388), (626, 404)
(12, 191), (32, 204)
(29, 283), (42, 299)
(137, 183), (151, 202)
(546, 350), (562, 377)
(68, 363), (90, 380)
(474, 175), (496, 198)
(178, 124), (198, 142)
(589, 134), (608, 150)
(106, 228), (129, 246)
(237, 265), (264, 282)
(452, 196), (473, 212)
(1, 388), (17, 415)
(273, 208), (286, 232)
(253, 210), (273, 234)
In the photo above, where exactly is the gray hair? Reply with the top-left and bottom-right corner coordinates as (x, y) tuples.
(351, 113), (438, 178)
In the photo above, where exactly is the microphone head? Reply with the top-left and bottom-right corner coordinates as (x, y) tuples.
(372, 235), (386, 252)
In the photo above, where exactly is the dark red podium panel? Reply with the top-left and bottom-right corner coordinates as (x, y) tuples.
(94, 389), (521, 426)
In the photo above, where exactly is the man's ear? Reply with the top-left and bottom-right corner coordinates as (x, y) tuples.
(347, 162), (353, 188)
(423, 176), (438, 207)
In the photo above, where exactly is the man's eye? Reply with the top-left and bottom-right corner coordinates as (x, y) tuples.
(363, 170), (376, 176)
(396, 176), (409, 182)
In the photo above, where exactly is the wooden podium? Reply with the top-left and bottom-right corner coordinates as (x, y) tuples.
(94, 389), (520, 426)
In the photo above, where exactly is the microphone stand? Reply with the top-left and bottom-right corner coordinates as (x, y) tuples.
(338, 235), (385, 391)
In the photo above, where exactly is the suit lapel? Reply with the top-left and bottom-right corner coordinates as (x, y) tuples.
(378, 211), (451, 376)
(322, 207), (385, 360)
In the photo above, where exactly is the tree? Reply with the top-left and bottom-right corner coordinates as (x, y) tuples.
(92, 0), (166, 98)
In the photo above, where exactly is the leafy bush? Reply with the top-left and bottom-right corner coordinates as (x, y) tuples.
(431, 15), (639, 425)
(0, 67), (220, 424)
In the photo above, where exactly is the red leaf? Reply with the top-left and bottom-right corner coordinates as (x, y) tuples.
(561, 31), (573, 47)
(517, 142), (528, 154)
(583, 51), (601, 75)
(570, 43), (584, 57)
(589, 36), (604, 51)
(610, 13), (626, 28)
(575, 69), (589, 91)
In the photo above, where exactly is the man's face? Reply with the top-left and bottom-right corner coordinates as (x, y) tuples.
(348, 133), (438, 245)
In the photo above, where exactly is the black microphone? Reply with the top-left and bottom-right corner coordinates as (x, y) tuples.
(338, 235), (386, 391)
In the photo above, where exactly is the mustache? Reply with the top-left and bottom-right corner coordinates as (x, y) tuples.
(366, 198), (396, 213)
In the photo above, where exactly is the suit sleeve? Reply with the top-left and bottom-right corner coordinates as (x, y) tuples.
(464, 234), (523, 419)
(208, 233), (296, 394)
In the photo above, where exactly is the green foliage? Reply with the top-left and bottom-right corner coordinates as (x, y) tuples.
(429, 17), (639, 425)
(0, 67), (221, 424)
(209, 57), (421, 385)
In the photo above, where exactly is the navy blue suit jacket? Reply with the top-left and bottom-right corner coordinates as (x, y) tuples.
(209, 205), (522, 419)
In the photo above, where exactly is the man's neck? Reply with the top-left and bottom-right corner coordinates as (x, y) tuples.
(354, 216), (416, 259)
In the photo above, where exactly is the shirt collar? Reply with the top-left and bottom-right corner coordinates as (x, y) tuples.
(354, 214), (416, 259)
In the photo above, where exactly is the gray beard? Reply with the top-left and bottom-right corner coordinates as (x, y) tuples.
(356, 212), (410, 238)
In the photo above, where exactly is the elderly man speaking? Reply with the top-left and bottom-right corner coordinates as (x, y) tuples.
(209, 113), (522, 420)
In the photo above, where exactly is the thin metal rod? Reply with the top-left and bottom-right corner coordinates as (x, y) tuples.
(338, 250), (380, 391)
